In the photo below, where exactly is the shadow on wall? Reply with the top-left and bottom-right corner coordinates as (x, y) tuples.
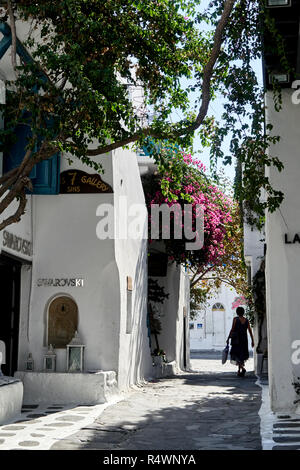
(126, 241), (152, 386)
(50, 372), (262, 450)
(178, 272), (190, 371)
(155, 264), (180, 364)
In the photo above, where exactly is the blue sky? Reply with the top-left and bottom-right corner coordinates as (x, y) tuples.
(193, 57), (263, 181)
(174, 1), (264, 181)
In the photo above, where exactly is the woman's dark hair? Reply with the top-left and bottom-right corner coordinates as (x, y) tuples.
(236, 306), (245, 316)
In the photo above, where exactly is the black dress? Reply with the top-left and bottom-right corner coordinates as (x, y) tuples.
(230, 316), (249, 366)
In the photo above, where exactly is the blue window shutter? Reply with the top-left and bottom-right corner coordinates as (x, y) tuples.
(3, 118), (32, 173)
(30, 153), (60, 195)
(1, 23), (60, 195)
(3, 123), (60, 195)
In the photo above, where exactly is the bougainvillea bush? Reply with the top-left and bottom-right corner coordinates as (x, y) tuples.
(143, 143), (234, 271)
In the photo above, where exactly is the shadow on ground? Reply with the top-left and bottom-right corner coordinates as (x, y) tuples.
(51, 371), (262, 451)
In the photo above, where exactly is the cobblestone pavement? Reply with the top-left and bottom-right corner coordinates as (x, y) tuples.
(50, 353), (262, 450)
(0, 353), (262, 450)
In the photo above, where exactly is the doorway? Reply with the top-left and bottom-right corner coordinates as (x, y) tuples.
(0, 254), (21, 376)
(212, 303), (226, 347)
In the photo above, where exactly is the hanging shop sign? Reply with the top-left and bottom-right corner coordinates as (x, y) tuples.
(60, 170), (113, 194)
(3, 230), (32, 256)
(284, 233), (300, 244)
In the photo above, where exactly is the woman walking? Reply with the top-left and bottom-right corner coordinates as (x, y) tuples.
(226, 306), (254, 377)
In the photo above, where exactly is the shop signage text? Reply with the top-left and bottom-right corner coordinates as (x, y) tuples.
(37, 278), (84, 287)
(60, 170), (113, 194)
(285, 234), (300, 244)
(3, 230), (32, 256)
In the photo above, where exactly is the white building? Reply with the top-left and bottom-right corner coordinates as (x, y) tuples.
(244, 0), (300, 413)
(264, 86), (300, 413)
(190, 282), (244, 351)
(0, 21), (190, 422)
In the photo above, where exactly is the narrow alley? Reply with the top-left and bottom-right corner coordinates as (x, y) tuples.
(0, 352), (262, 450)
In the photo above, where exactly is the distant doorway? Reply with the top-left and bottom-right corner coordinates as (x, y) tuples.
(212, 303), (225, 347)
(0, 254), (21, 376)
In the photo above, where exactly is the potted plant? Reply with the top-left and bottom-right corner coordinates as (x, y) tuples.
(152, 348), (167, 366)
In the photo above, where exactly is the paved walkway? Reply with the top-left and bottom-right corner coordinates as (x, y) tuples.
(51, 354), (261, 450)
(0, 353), (262, 450)
(0, 398), (123, 450)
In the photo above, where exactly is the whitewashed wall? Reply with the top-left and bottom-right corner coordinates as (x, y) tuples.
(265, 89), (300, 412)
(13, 146), (154, 394)
(112, 147), (153, 389)
(17, 153), (120, 373)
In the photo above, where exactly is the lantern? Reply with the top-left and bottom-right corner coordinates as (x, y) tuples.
(43, 344), (56, 372)
(66, 331), (85, 372)
(25, 353), (34, 371)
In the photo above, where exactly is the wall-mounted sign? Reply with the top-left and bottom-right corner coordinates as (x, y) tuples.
(127, 276), (133, 291)
(285, 233), (300, 244)
(37, 278), (84, 287)
(3, 230), (32, 256)
(60, 170), (113, 194)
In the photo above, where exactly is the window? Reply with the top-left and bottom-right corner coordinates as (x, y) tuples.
(3, 115), (60, 195)
(189, 323), (194, 330)
(212, 303), (225, 311)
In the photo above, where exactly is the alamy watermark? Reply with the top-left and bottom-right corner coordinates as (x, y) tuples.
(291, 340), (300, 365)
(291, 81), (300, 104)
(96, 196), (204, 251)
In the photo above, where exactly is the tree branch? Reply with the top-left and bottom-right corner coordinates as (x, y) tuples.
(58, 76), (68, 90)
(0, 188), (26, 231)
(7, 0), (18, 77)
(85, 129), (155, 156)
(190, 265), (215, 287)
(198, 275), (239, 291)
(0, 148), (33, 199)
(0, 141), (58, 221)
(85, 0), (236, 157)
